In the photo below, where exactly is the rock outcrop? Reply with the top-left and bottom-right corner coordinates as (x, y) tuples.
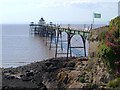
(2, 57), (114, 90)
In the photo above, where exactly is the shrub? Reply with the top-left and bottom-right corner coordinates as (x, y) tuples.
(79, 76), (85, 83)
(66, 61), (75, 67)
(97, 43), (116, 70)
(107, 78), (120, 88)
(97, 16), (120, 73)
(98, 31), (106, 41)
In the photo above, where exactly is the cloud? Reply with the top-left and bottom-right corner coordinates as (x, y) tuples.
(0, 0), (118, 24)
(1, 0), (119, 8)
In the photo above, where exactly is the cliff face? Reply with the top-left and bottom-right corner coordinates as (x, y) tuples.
(89, 16), (120, 89)
(89, 16), (120, 58)
(89, 26), (109, 57)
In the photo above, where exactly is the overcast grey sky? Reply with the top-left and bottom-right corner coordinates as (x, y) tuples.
(0, 0), (119, 24)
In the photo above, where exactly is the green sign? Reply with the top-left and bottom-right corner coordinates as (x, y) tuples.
(94, 13), (101, 18)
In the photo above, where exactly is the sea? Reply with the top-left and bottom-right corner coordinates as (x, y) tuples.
(1, 24), (106, 68)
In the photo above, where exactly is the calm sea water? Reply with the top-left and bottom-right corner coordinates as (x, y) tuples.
(1, 24), (105, 68)
(2, 24), (55, 68)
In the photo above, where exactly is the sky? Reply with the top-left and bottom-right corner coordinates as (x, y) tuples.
(0, 0), (119, 24)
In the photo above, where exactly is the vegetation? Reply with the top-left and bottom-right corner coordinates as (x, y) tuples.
(87, 83), (98, 89)
(97, 16), (120, 74)
(107, 78), (120, 89)
(78, 76), (85, 83)
(98, 31), (107, 41)
(79, 77), (85, 83)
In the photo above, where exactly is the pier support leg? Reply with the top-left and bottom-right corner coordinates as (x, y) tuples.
(49, 32), (53, 50)
(55, 30), (60, 58)
(67, 38), (70, 59)
(67, 33), (73, 59)
(70, 44), (72, 57)
(81, 36), (86, 57)
(60, 32), (63, 51)
(83, 40), (86, 57)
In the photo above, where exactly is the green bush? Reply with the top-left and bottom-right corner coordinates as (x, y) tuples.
(107, 78), (120, 88)
(97, 16), (120, 72)
(98, 31), (106, 41)
(109, 16), (120, 31)
(98, 44), (111, 57)
(97, 43), (116, 70)
(79, 76), (85, 83)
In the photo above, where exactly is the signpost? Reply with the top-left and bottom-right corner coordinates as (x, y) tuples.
(93, 13), (101, 28)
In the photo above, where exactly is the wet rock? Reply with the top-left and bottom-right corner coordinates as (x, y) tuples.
(33, 73), (43, 85)
(4, 75), (15, 80)
(66, 67), (75, 70)
(45, 62), (53, 67)
(20, 74), (24, 78)
(38, 83), (47, 90)
(47, 66), (58, 72)
(2, 78), (39, 90)
(26, 71), (34, 77)
(21, 75), (31, 81)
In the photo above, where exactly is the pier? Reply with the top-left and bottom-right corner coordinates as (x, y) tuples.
(29, 20), (91, 59)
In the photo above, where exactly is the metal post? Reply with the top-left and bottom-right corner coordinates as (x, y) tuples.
(49, 32), (53, 50)
(84, 24), (86, 29)
(67, 29), (72, 58)
(60, 32), (63, 51)
(90, 24), (92, 30)
(83, 40), (86, 57)
(81, 34), (86, 57)
(55, 30), (59, 58)
(67, 34), (70, 59)
(70, 43), (72, 57)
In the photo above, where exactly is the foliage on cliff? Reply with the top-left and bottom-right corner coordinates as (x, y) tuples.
(107, 77), (120, 89)
(98, 16), (120, 74)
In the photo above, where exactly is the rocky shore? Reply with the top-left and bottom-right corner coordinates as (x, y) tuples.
(1, 57), (114, 90)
